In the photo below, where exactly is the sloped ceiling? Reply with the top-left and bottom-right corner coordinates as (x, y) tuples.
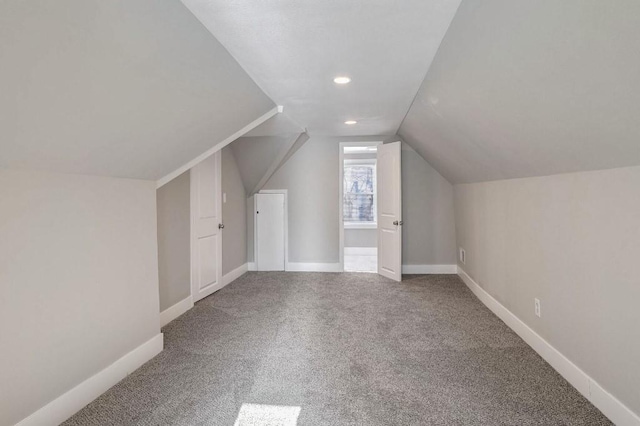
(399, 0), (640, 184)
(181, 0), (461, 136)
(0, 0), (274, 180)
(230, 134), (300, 194)
(244, 113), (304, 137)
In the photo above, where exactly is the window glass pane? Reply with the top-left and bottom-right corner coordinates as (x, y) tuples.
(343, 165), (375, 222)
(344, 166), (374, 194)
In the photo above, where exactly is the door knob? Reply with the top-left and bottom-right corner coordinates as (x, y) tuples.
(393, 220), (403, 226)
(218, 223), (224, 229)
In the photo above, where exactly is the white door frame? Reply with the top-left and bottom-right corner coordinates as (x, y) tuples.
(338, 141), (382, 272)
(254, 189), (289, 271)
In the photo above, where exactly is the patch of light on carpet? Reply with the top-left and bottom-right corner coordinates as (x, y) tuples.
(233, 403), (301, 426)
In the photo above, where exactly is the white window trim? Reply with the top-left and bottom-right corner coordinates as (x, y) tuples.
(344, 222), (377, 230)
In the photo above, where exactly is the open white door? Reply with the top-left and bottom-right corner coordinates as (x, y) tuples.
(190, 152), (223, 302)
(377, 142), (402, 281)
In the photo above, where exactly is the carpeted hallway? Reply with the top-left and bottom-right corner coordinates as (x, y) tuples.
(64, 272), (611, 425)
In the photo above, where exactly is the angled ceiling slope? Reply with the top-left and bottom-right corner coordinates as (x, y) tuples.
(230, 132), (309, 195)
(0, 0), (275, 181)
(244, 112), (304, 138)
(181, 0), (461, 136)
(399, 0), (640, 184)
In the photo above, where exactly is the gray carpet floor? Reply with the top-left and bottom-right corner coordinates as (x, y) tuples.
(64, 272), (611, 425)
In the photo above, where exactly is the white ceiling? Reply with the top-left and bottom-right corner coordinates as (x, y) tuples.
(0, 0), (274, 180)
(181, 0), (462, 136)
(399, 0), (640, 184)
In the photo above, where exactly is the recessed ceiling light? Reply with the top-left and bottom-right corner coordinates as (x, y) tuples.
(345, 120), (357, 125)
(333, 76), (351, 84)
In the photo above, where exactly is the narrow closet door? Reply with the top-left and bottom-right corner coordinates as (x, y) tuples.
(256, 193), (285, 271)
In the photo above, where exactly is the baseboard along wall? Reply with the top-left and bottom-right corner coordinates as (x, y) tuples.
(458, 267), (640, 426)
(250, 262), (343, 272)
(160, 263), (249, 328)
(250, 261), (458, 274)
(16, 334), (164, 426)
(160, 297), (193, 328)
(401, 264), (458, 274)
(222, 262), (249, 286)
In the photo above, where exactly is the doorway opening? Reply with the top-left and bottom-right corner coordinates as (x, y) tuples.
(339, 142), (381, 272)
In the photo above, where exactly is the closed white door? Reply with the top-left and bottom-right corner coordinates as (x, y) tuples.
(377, 142), (402, 281)
(190, 153), (223, 302)
(256, 193), (285, 271)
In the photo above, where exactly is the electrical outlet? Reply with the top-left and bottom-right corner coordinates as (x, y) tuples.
(535, 298), (541, 318)
(459, 248), (466, 264)
(223, 192), (227, 203)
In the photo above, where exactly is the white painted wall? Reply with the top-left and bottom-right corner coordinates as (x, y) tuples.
(262, 136), (383, 263)
(221, 146), (247, 275)
(0, 169), (160, 426)
(454, 165), (640, 417)
(402, 142), (456, 266)
(344, 229), (376, 248)
(254, 136), (456, 266)
(157, 171), (191, 311)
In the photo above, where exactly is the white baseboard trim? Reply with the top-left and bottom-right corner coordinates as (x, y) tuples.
(402, 264), (458, 274)
(17, 333), (164, 426)
(160, 296), (193, 328)
(286, 262), (342, 272)
(191, 263), (249, 306)
(458, 267), (640, 426)
(222, 262), (249, 286)
(344, 247), (377, 256)
(248, 262), (257, 271)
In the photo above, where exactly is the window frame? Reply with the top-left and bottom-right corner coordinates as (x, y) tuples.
(342, 158), (377, 229)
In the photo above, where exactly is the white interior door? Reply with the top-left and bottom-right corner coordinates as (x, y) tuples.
(256, 193), (285, 271)
(190, 153), (223, 302)
(377, 142), (402, 281)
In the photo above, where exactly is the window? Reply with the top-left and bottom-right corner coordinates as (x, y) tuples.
(343, 160), (376, 227)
